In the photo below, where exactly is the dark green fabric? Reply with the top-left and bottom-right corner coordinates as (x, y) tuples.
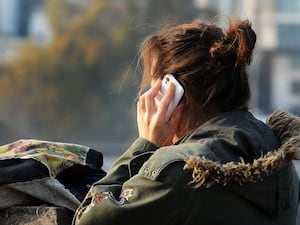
(73, 110), (299, 225)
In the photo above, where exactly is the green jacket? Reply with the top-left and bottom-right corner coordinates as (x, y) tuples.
(73, 110), (300, 225)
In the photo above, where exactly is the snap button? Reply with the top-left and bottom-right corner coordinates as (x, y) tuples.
(151, 170), (157, 177)
(144, 167), (150, 175)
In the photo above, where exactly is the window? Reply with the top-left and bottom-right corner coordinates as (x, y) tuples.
(278, 25), (300, 48)
(277, 0), (300, 13)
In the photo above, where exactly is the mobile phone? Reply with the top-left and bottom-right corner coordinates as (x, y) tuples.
(155, 74), (184, 120)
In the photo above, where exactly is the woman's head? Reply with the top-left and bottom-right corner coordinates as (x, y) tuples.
(138, 17), (256, 132)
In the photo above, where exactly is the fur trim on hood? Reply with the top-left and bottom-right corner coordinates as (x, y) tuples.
(184, 110), (300, 188)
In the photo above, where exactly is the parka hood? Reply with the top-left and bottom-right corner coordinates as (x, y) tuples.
(184, 110), (300, 188)
(183, 110), (300, 218)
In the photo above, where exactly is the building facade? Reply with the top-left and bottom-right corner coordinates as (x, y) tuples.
(0, 0), (50, 62)
(195, 0), (300, 116)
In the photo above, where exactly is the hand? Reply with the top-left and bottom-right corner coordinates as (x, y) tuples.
(137, 79), (183, 147)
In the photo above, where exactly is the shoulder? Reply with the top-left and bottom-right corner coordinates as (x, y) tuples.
(138, 142), (217, 181)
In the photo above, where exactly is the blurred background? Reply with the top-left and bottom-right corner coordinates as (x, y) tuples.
(0, 0), (300, 170)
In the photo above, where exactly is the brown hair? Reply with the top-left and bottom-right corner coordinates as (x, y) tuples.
(138, 17), (256, 132)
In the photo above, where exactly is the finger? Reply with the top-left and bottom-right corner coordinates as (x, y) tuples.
(151, 79), (162, 93)
(137, 95), (146, 120)
(157, 82), (175, 119)
(146, 79), (161, 99)
(144, 79), (161, 115)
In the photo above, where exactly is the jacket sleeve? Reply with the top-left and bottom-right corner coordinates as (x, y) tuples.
(73, 138), (191, 225)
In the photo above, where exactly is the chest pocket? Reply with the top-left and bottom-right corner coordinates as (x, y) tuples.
(139, 146), (186, 180)
(138, 143), (214, 180)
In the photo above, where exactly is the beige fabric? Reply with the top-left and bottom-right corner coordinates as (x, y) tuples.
(0, 177), (80, 211)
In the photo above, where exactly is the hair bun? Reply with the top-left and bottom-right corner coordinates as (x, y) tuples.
(210, 18), (256, 67)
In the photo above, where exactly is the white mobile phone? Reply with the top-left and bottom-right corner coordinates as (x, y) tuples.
(155, 74), (184, 120)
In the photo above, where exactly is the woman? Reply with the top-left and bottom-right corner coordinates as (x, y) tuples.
(73, 18), (300, 225)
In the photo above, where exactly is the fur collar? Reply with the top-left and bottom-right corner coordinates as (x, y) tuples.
(184, 110), (300, 188)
